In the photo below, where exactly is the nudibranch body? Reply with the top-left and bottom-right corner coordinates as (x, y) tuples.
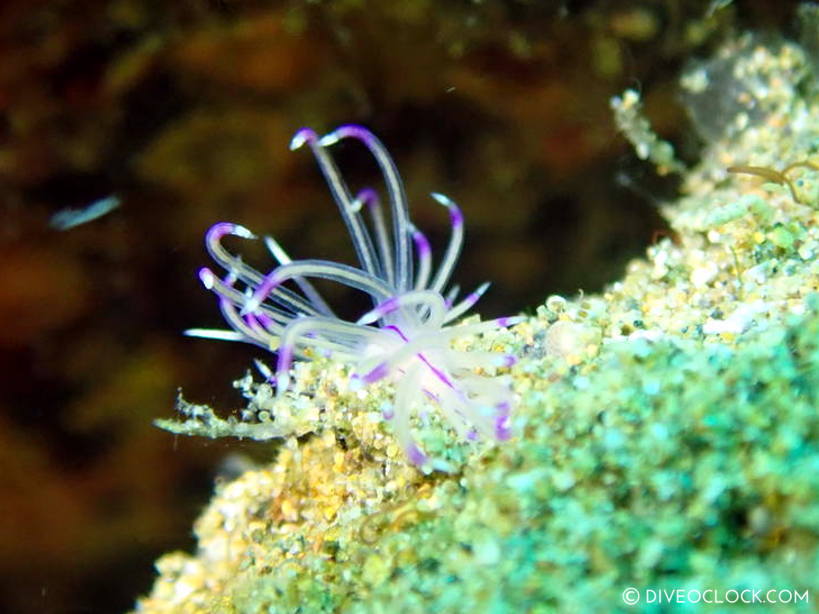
(187, 125), (520, 465)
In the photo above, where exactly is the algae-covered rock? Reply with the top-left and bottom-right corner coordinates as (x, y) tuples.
(135, 31), (819, 614)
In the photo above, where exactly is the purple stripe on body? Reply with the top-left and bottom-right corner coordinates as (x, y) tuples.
(244, 313), (261, 329)
(383, 324), (409, 342)
(421, 358), (454, 389)
(423, 389), (440, 402)
(246, 272), (283, 313)
(255, 312), (275, 329)
(377, 296), (400, 316)
(495, 415), (511, 440)
(289, 127), (317, 150)
(206, 222), (236, 241)
(406, 443), (428, 466)
(363, 362), (390, 384)
(383, 324), (454, 390)
(206, 221), (254, 240)
(276, 344), (294, 375)
(356, 188), (379, 209)
(502, 355), (517, 368)
(334, 124), (374, 145)
(496, 316), (524, 328)
(412, 230), (431, 257)
(449, 205), (464, 227)
(257, 273), (282, 298)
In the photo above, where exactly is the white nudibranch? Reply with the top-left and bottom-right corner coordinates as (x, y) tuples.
(187, 124), (520, 465)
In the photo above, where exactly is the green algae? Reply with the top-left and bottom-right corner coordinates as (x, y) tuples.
(214, 300), (819, 614)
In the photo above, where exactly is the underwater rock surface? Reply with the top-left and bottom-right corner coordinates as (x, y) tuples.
(135, 35), (819, 613)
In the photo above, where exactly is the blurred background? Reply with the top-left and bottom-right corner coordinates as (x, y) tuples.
(0, 1), (804, 612)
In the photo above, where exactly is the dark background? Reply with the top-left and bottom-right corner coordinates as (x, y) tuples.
(0, 1), (804, 612)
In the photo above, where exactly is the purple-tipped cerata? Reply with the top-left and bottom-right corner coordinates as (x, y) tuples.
(186, 125), (521, 465)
